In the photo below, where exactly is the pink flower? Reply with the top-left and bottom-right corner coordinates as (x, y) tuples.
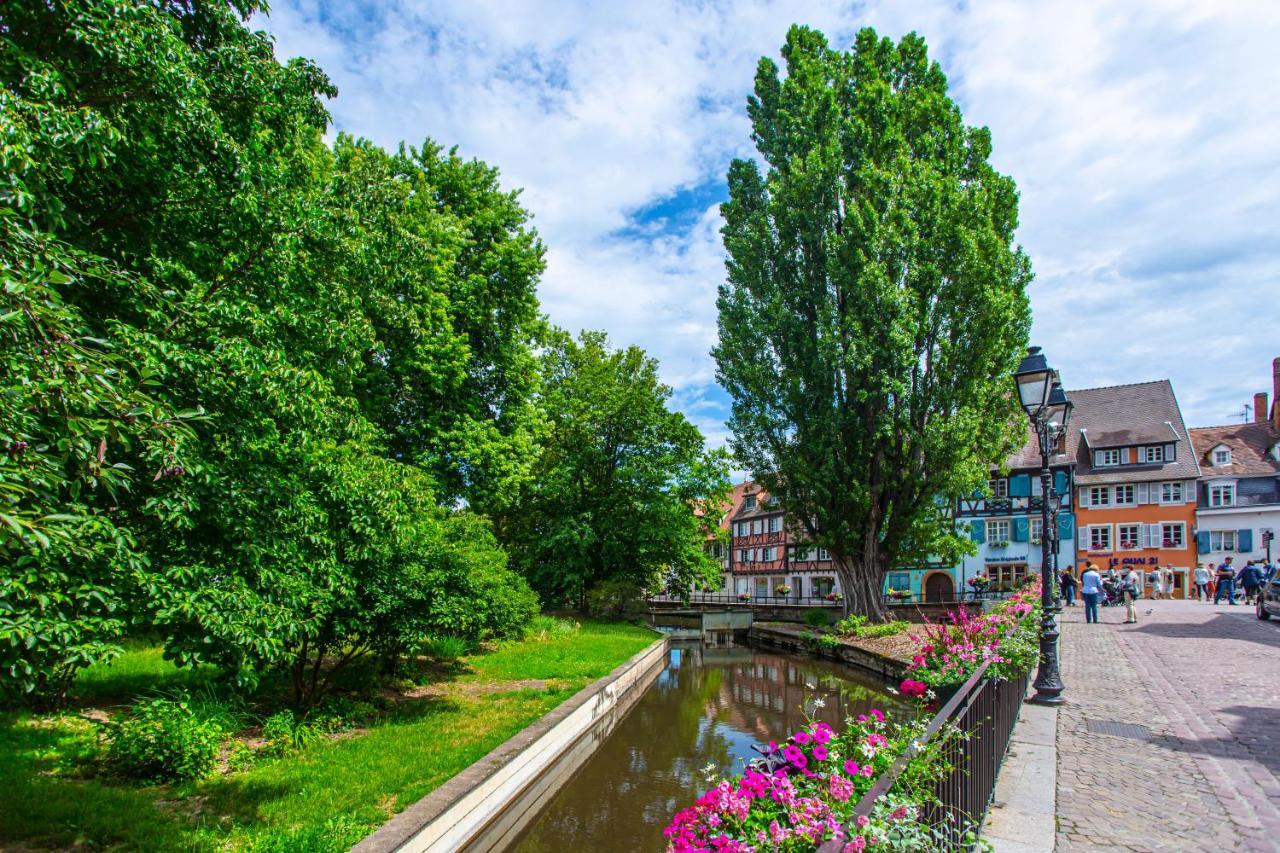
(794, 731), (812, 745)
(857, 815), (870, 827)
(861, 765), (874, 778)
(843, 836), (866, 852)
(812, 745), (829, 762)
(899, 679), (927, 698)
(844, 759), (860, 776)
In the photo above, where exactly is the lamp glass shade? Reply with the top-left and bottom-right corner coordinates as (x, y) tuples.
(1045, 381), (1069, 426)
(1014, 347), (1052, 413)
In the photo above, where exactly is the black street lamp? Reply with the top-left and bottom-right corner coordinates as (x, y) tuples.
(1013, 346), (1070, 706)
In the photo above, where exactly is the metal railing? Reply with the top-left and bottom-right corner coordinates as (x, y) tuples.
(646, 590), (1017, 608)
(817, 661), (1030, 851)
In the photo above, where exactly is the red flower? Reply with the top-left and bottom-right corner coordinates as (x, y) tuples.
(899, 678), (927, 697)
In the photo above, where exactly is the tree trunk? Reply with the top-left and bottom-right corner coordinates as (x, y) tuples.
(834, 555), (887, 621)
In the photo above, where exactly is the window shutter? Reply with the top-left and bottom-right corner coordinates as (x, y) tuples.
(1054, 471), (1067, 494)
(1013, 517), (1029, 542)
(1079, 487), (1090, 507)
(1010, 474), (1031, 497)
(1057, 513), (1075, 543)
(1078, 526), (1089, 550)
(1136, 482), (1149, 504)
(1195, 531), (1209, 554)
(1238, 529), (1253, 552)
(970, 520), (985, 543)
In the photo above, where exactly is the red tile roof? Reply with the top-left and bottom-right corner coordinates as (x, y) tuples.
(1189, 421), (1280, 478)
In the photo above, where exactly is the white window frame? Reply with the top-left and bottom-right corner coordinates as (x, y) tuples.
(1089, 486), (1111, 506)
(1088, 525), (1112, 550)
(1117, 523), (1141, 550)
(988, 478), (1008, 498)
(1213, 448), (1230, 466)
(743, 495), (757, 510)
(1211, 530), (1237, 552)
(1030, 517), (1044, 541)
(1096, 449), (1122, 467)
(1113, 484), (1135, 505)
(1161, 522), (1185, 549)
(986, 519), (1011, 543)
(817, 547), (830, 561)
(1208, 482), (1236, 508)
(1141, 445), (1166, 464)
(1159, 481), (1183, 504)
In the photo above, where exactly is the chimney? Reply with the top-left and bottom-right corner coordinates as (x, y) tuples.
(1274, 358), (1280, 431)
(1256, 392), (1269, 424)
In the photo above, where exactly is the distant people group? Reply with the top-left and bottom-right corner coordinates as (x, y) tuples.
(1064, 556), (1275, 625)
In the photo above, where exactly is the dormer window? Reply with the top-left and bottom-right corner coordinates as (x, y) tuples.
(1209, 482), (1236, 508)
(743, 495), (757, 510)
(987, 478), (1008, 498)
(1212, 447), (1231, 466)
(1140, 445), (1166, 464)
(1096, 449), (1121, 467)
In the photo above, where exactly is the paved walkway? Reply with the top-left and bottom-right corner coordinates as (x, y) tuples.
(1056, 597), (1280, 851)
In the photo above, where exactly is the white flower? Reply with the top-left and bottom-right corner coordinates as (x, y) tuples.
(812, 697), (826, 709)
(805, 681), (816, 690)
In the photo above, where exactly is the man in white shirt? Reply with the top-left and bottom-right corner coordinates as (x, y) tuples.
(1193, 564), (1211, 602)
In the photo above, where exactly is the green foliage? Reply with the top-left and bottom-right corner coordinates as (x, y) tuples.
(836, 614), (910, 639)
(522, 614), (579, 641)
(816, 632), (841, 650)
(804, 608), (830, 627)
(260, 711), (324, 757)
(419, 635), (470, 662)
(585, 578), (647, 620)
(105, 697), (223, 782)
(505, 330), (731, 606)
(713, 26), (1032, 618)
(835, 614), (868, 635)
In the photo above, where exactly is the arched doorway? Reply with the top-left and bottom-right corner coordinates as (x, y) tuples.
(924, 571), (955, 603)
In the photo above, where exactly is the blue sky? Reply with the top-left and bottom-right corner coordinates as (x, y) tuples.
(257, 0), (1280, 455)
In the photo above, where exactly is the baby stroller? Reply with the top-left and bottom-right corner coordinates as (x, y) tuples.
(1100, 578), (1125, 607)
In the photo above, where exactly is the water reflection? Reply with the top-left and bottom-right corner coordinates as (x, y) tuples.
(506, 643), (903, 853)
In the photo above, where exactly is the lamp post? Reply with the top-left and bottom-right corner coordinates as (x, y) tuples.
(1013, 346), (1070, 706)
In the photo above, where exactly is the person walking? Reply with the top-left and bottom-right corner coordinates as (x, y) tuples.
(1214, 559), (1236, 605)
(1061, 567), (1078, 607)
(1193, 563), (1211, 602)
(1147, 566), (1163, 600)
(1206, 562), (1217, 601)
(1080, 563), (1104, 624)
(1239, 561), (1263, 605)
(1122, 567), (1141, 623)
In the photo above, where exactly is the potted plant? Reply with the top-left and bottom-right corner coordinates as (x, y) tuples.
(968, 575), (990, 589)
(887, 587), (911, 601)
(774, 584), (792, 596)
(825, 591), (843, 603)
(1030, 536), (1042, 546)
(737, 592), (751, 602)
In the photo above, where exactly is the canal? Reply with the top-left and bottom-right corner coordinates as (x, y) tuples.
(503, 641), (903, 852)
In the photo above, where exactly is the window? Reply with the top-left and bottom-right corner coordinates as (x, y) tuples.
(752, 519), (763, 535)
(738, 549), (748, 563)
(1213, 448), (1231, 466)
(1141, 445), (1166, 464)
(1089, 486), (1110, 506)
(817, 548), (830, 561)
(1161, 523), (1185, 548)
(1211, 530), (1237, 552)
(1089, 525), (1111, 550)
(1118, 523), (1141, 549)
(1160, 482), (1183, 504)
(989, 565), (1028, 590)
(1208, 483), (1235, 508)
(1096, 449), (1122, 467)
(886, 571), (910, 592)
(768, 515), (781, 533)
(986, 519), (1011, 543)
(812, 577), (835, 597)
(743, 495), (757, 510)
(1114, 484), (1135, 505)
(987, 478), (1008, 498)
(1030, 517), (1044, 542)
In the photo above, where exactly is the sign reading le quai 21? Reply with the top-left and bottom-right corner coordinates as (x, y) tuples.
(1109, 556), (1159, 567)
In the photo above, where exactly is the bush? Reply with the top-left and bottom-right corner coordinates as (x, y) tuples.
(585, 579), (646, 620)
(804, 609), (830, 627)
(106, 697), (223, 782)
(307, 696), (379, 732)
(858, 620), (909, 639)
(523, 614), (579, 641)
(835, 614), (867, 635)
(261, 711), (325, 756)
(419, 635), (471, 662)
(816, 633), (841, 650)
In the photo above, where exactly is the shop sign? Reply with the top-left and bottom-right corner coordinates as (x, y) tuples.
(1109, 556), (1159, 567)
(984, 555), (1028, 563)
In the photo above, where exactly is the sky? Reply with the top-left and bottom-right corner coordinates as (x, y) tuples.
(256, 0), (1280, 454)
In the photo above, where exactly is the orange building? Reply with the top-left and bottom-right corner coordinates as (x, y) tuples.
(1069, 381), (1202, 597)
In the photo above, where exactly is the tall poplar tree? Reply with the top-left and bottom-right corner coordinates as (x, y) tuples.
(714, 26), (1032, 618)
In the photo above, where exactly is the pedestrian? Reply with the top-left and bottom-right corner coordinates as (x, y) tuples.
(1193, 563), (1211, 602)
(1206, 562), (1217, 601)
(1123, 567), (1141, 623)
(1239, 561), (1263, 605)
(1061, 567), (1078, 607)
(1080, 563), (1104, 624)
(1147, 566), (1163, 600)
(1214, 558), (1236, 605)
(1163, 565), (1176, 600)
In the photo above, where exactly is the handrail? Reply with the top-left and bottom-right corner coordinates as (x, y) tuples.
(815, 661), (992, 853)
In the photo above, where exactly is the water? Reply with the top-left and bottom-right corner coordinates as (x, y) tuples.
(504, 642), (903, 853)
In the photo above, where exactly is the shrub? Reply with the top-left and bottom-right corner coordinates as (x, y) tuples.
(419, 635), (471, 662)
(308, 696), (378, 732)
(523, 614), (579, 641)
(816, 633), (841, 650)
(261, 711), (325, 756)
(804, 608), (830, 627)
(836, 614), (867, 635)
(585, 579), (646, 620)
(858, 620), (909, 639)
(106, 697), (223, 782)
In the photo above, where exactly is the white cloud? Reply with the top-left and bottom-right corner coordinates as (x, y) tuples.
(257, 0), (1280, 448)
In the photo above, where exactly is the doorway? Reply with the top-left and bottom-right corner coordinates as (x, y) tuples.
(924, 572), (955, 603)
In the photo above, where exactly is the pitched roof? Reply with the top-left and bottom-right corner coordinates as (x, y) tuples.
(1067, 380), (1201, 484)
(1002, 421), (1075, 471)
(1189, 421), (1280, 478)
(699, 480), (753, 538)
(730, 481), (784, 521)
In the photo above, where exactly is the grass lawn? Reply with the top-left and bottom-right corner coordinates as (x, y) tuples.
(0, 620), (657, 852)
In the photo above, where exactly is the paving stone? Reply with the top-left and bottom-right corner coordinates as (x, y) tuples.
(1055, 599), (1280, 851)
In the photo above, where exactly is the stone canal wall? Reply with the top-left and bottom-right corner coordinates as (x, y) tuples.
(352, 636), (669, 853)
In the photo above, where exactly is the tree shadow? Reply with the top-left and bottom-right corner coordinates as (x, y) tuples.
(1148, 703), (1280, 779)
(1131, 612), (1280, 651)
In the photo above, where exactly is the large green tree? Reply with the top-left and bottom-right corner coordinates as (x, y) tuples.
(713, 26), (1032, 618)
(506, 331), (730, 607)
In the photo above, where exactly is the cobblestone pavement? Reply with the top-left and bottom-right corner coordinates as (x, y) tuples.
(1055, 596), (1280, 851)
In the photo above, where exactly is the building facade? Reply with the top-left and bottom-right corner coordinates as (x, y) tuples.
(1189, 359), (1280, 566)
(954, 423), (1076, 597)
(724, 483), (841, 600)
(1069, 380), (1201, 597)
